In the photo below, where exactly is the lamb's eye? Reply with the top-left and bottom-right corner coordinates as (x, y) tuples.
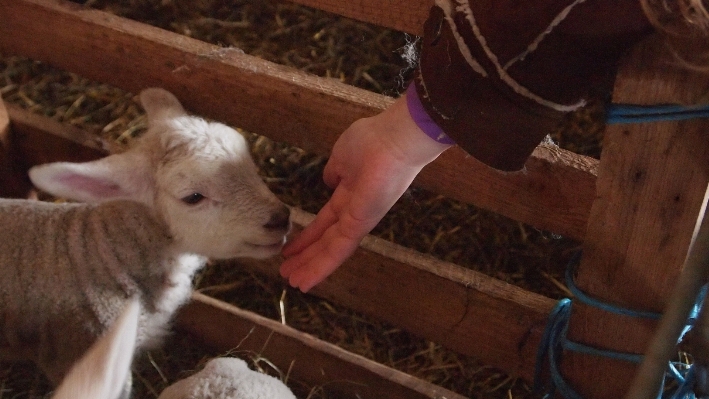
(181, 193), (205, 205)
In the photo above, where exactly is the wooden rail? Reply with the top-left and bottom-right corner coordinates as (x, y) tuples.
(0, 0), (598, 241)
(178, 294), (466, 399)
(287, 0), (430, 35)
(4, 103), (556, 383)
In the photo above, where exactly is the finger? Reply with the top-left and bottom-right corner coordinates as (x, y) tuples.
(289, 234), (361, 293)
(280, 229), (327, 280)
(279, 247), (313, 279)
(281, 201), (338, 258)
(322, 156), (343, 189)
(287, 209), (373, 290)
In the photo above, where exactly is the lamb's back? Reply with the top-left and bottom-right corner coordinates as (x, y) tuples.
(0, 199), (182, 383)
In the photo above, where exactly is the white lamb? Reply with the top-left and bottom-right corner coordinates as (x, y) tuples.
(0, 88), (291, 394)
(157, 358), (297, 399)
(53, 299), (296, 399)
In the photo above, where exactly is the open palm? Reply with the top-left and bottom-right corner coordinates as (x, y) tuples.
(280, 96), (452, 292)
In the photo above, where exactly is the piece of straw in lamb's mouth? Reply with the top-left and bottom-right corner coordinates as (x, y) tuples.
(247, 239), (285, 249)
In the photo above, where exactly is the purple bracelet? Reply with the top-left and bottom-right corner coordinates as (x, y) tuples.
(405, 82), (456, 145)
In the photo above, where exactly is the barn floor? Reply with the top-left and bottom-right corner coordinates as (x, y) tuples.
(0, 0), (609, 398)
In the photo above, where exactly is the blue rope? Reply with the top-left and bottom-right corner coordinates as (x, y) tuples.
(534, 298), (581, 399)
(563, 252), (662, 321)
(606, 103), (709, 124)
(534, 252), (707, 399)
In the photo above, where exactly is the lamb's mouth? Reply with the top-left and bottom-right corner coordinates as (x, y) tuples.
(246, 238), (286, 251)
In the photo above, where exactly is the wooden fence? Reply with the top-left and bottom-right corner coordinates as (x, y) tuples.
(1, 1), (708, 398)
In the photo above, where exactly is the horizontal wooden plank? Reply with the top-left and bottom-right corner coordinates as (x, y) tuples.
(176, 293), (467, 399)
(285, 0), (430, 35)
(0, 0), (597, 241)
(5, 107), (556, 382)
(237, 208), (556, 382)
(420, 143), (597, 240)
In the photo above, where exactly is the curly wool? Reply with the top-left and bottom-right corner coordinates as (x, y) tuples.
(158, 358), (296, 399)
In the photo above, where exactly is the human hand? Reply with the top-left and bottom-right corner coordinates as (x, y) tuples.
(280, 94), (452, 292)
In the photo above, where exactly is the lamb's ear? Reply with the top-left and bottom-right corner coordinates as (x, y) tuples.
(140, 88), (186, 125)
(51, 298), (140, 399)
(28, 152), (151, 203)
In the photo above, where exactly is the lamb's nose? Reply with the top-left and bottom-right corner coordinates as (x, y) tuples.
(264, 205), (291, 230)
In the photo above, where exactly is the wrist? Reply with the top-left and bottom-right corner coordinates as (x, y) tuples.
(405, 82), (456, 145)
(378, 90), (454, 167)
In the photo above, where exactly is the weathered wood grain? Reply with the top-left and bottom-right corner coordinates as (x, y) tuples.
(563, 35), (709, 399)
(0, 0), (598, 241)
(421, 143), (598, 241)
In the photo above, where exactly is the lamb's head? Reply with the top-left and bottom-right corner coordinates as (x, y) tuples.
(28, 88), (290, 260)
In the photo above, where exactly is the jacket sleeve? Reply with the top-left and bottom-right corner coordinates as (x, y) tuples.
(412, 0), (652, 171)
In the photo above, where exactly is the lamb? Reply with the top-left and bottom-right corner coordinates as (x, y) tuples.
(0, 87), (291, 393)
(53, 299), (296, 399)
(156, 358), (297, 399)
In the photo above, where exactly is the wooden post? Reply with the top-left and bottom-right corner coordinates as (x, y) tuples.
(561, 36), (709, 398)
